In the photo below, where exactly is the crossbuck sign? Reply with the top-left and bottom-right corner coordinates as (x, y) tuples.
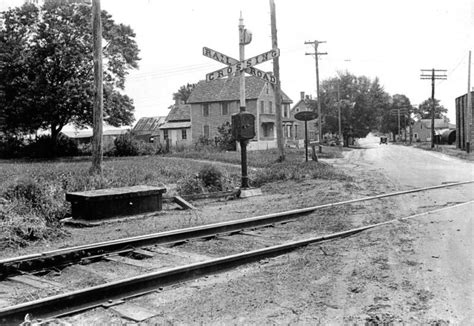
(203, 46), (279, 84)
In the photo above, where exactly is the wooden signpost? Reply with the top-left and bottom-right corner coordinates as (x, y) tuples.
(203, 14), (280, 189)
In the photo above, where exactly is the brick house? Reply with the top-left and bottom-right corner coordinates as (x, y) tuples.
(159, 103), (192, 148)
(187, 75), (294, 150)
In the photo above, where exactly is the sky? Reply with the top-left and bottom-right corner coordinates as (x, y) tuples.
(1, 0), (473, 124)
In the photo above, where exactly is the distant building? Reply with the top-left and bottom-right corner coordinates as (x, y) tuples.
(159, 102), (192, 148)
(290, 92), (318, 144)
(187, 75), (293, 150)
(411, 118), (453, 143)
(62, 128), (129, 150)
(455, 91), (474, 151)
(131, 116), (166, 143)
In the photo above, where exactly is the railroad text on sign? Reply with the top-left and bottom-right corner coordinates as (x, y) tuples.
(205, 48), (279, 80)
(203, 47), (279, 84)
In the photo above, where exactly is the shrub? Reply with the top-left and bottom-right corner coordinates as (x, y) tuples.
(176, 176), (204, 195)
(3, 177), (69, 224)
(25, 134), (79, 158)
(137, 141), (163, 155)
(199, 165), (223, 191)
(250, 161), (350, 188)
(0, 202), (68, 249)
(0, 135), (25, 158)
(195, 135), (215, 150)
(114, 133), (140, 156)
(215, 122), (236, 151)
(3, 178), (44, 209)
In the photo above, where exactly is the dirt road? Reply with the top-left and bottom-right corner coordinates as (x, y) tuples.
(327, 134), (474, 324)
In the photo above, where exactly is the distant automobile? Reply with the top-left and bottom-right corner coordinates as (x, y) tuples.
(380, 136), (388, 145)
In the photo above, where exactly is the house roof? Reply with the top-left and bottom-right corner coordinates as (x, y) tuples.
(160, 121), (192, 130)
(419, 119), (450, 129)
(63, 129), (129, 139)
(187, 76), (292, 104)
(291, 98), (317, 112)
(132, 116), (166, 132)
(166, 104), (191, 122)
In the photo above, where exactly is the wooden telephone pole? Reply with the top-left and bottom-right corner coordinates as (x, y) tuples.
(420, 68), (447, 148)
(467, 50), (472, 153)
(269, 0), (284, 161)
(91, 0), (103, 174)
(305, 40), (327, 153)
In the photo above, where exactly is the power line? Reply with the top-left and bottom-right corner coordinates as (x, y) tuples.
(305, 40), (327, 152)
(420, 68), (447, 149)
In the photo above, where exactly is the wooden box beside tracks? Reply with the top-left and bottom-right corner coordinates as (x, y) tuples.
(66, 185), (166, 220)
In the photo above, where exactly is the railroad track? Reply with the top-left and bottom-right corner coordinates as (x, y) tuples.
(0, 181), (472, 324)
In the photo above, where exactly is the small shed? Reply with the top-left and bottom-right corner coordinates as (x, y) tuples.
(159, 103), (192, 148)
(131, 116), (166, 143)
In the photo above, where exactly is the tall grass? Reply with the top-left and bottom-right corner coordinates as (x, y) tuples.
(167, 146), (345, 168)
(0, 150), (349, 248)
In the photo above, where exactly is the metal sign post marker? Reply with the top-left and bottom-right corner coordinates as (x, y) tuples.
(238, 13), (249, 188)
(203, 13), (280, 190)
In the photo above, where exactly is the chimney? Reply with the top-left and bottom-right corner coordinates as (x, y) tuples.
(300, 91), (305, 100)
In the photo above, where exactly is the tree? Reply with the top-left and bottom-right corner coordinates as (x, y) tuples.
(172, 83), (195, 103)
(414, 98), (448, 120)
(0, 1), (140, 153)
(320, 72), (390, 146)
(380, 94), (413, 140)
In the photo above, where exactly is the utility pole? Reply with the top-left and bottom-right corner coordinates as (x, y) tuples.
(91, 0), (103, 175)
(337, 82), (342, 146)
(305, 40), (327, 153)
(467, 50), (472, 153)
(270, 0), (284, 161)
(420, 68), (447, 148)
(390, 108), (408, 142)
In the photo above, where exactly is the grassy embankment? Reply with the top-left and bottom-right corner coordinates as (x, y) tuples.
(0, 147), (349, 248)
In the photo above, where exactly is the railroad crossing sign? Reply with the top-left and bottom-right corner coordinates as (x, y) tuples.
(203, 46), (279, 84)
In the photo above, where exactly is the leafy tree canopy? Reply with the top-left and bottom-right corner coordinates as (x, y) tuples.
(414, 98), (448, 120)
(380, 94), (413, 136)
(320, 71), (391, 144)
(0, 0), (140, 144)
(173, 83), (195, 103)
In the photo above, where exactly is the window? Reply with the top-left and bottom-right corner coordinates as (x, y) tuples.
(283, 104), (288, 118)
(163, 130), (169, 140)
(260, 101), (265, 114)
(182, 129), (187, 140)
(221, 102), (228, 115)
(266, 83), (270, 95)
(203, 125), (210, 138)
(269, 101), (273, 114)
(202, 104), (209, 117)
(414, 133), (418, 139)
(263, 124), (270, 137)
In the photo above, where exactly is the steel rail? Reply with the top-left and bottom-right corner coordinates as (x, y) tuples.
(1, 180), (472, 278)
(0, 201), (472, 325)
